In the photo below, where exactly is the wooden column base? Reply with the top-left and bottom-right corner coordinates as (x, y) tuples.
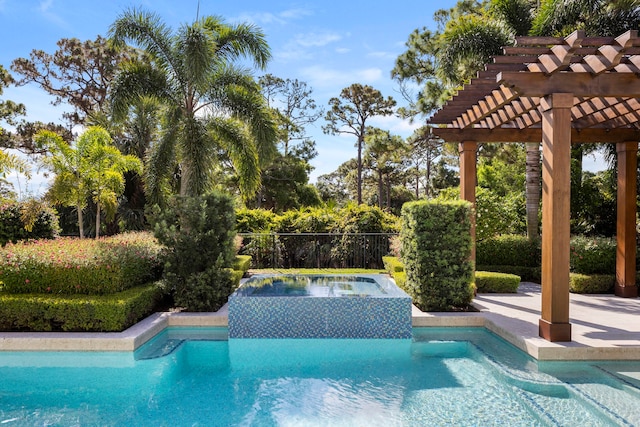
(539, 319), (571, 342)
(615, 284), (638, 298)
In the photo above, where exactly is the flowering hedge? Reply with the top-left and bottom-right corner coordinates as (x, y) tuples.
(0, 232), (162, 295)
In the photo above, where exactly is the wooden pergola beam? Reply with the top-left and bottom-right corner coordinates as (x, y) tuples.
(498, 72), (640, 97)
(432, 127), (640, 143)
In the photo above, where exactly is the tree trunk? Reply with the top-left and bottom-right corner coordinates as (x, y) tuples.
(95, 202), (101, 239)
(77, 207), (84, 239)
(385, 174), (391, 208)
(357, 135), (363, 204)
(377, 168), (383, 208)
(525, 142), (541, 240)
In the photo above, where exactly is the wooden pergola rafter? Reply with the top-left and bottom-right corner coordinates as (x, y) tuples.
(428, 30), (640, 342)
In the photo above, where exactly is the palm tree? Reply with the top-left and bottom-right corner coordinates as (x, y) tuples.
(108, 8), (277, 203)
(37, 126), (141, 238)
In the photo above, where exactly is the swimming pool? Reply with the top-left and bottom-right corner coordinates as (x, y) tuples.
(2, 327), (640, 426)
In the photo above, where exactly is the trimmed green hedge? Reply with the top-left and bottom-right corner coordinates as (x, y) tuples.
(233, 255), (252, 273)
(569, 273), (615, 294)
(382, 256), (404, 273)
(475, 271), (521, 293)
(400, 200), (474, 311)
(475, 265), (541, 282)
(476, 235), (540, 267)
(0, 283), (164, 332)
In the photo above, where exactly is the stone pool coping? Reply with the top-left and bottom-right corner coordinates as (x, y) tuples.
(2, 282), (640, 361)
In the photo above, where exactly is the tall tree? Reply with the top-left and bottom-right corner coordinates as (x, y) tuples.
(36, 126), (141, 238)
(0, 65), (29, 193)
(259, 74), (323, 156)
(363, 127), (407, 209)
(323, 84), (396, 204)
(11, 36), (135, 126)
(109, 8), (277, 201)
(406, 126), (443, 198)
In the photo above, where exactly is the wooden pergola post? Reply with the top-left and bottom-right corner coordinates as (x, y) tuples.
(539, 93), (573, 342)
(616, 141), (638, 298)
(459, 141), (477, 265)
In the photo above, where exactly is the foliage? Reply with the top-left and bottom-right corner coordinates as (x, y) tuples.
(474, 271), (520, 293)
(0, 232), (162, 294)
(570, 236), (617, 275)
(382, 256), (405, 273)
(532, 0), (640, 36)
(11, 36), (137, 125)
(437, 186), (524, 239)
(476, 234), (541, 268)
(0, 200), (60, 246)
(400, 200), (474, 311)
(37, 126), (142, 238)
(323, 83), (396, 204)
(233, 255), (252, 274)
(152, 192), (236, 311)
(236, 208), (278, 232)
(109, 8), (277, 201)
(0, 283), (163, 332)
(569, 273), (615, 294)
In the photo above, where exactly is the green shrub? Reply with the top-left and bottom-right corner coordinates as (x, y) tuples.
(400, 200), (474, 311)
(569, 273), (615, 293)
(392, 271), (407, 289)
(0, 232), (162, 295)
(475, 265), (541, 282)
(236, 208), (277, 232)
(233, 255), (252, 273)
(230, 269), (244, 289)
(476, 235), (540, 268)
(382, 256), (404, 273)
(153, 192), (236, 312)
(0, 284), (163, 332)
(0, 201), (60, 246)
(570, 236), (616, 275)
(474, 271), (520, 293)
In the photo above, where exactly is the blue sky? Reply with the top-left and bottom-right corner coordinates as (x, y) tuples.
(0, 0), (459, 195)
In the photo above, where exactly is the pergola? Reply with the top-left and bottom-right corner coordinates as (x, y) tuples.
(428, 30), (640, 342)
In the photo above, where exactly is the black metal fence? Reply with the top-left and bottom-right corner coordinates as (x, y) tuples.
(238, 233), (398, 269)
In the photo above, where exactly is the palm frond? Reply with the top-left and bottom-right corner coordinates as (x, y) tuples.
(207, 116), (260, 198)
(208, 21), (271, 69)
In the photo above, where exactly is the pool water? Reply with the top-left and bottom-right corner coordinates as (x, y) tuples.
(234, 275), (394, 297)
(2, 328), (640, 426)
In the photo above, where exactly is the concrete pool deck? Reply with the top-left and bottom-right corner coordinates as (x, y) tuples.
(1, 281), (640, 361)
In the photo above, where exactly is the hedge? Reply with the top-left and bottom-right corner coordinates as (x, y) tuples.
(0, 232), (163, 295)
(382, 256), (404, 273)
(475, 271), (521, 293)
(569, 273), (615, 294)
(0, 283), (164, 332)
(400, 200), (474, 311)
(475, 265), (541, 283)
(233, 255), (252, 274)
(476, 235), (540, 268)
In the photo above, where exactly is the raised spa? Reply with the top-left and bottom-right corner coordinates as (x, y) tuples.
(228, 274), (412, 339)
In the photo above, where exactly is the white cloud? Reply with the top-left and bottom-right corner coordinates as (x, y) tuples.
(37, 0), (67, 28)
(294, 32), (341, 48)
(368, 115), (422, 137)
(335, 47), (351, 54)
(300, 66), (383, 89)
(277, 31), (343, 61)
(235, 8), (312, 25)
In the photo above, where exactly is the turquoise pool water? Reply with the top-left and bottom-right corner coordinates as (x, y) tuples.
(2, 328), (640, 426)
